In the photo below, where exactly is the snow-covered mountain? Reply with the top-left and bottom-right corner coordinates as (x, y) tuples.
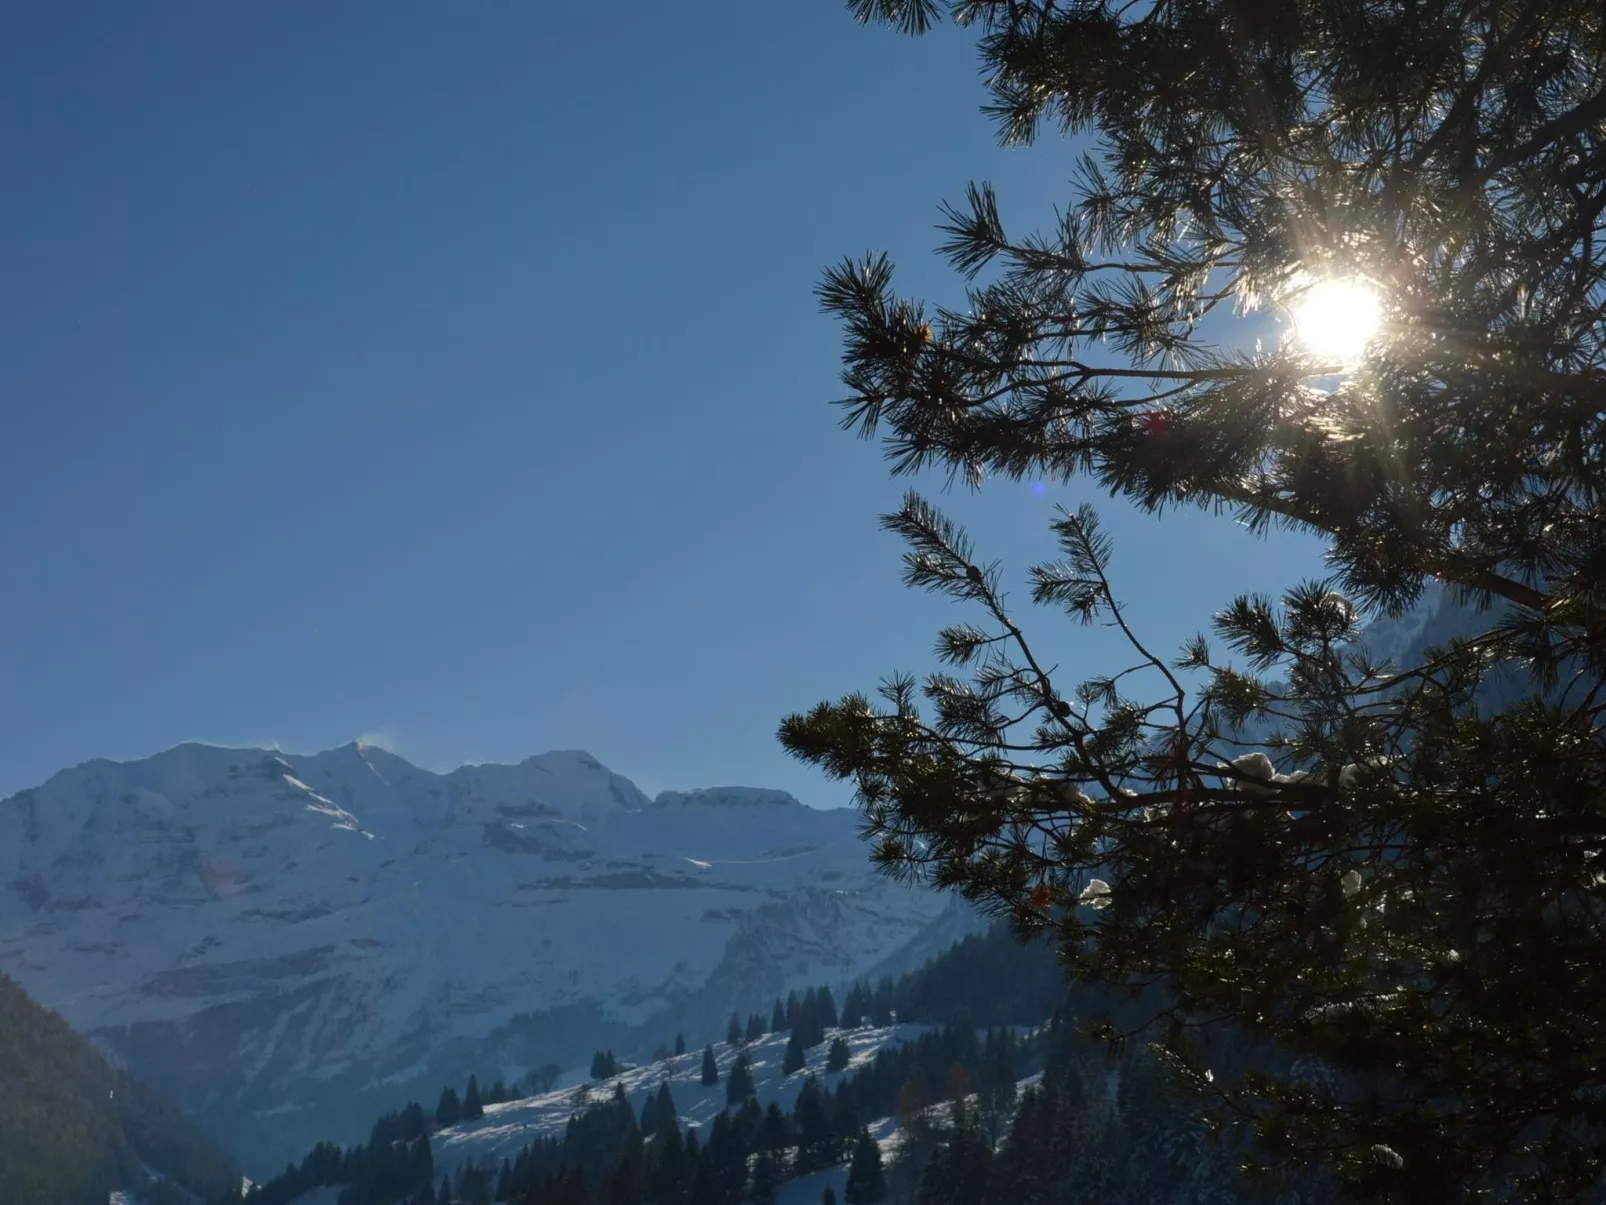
(0, 743), (954, 1169)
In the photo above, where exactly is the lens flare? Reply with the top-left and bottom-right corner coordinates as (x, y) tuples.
(1289, 278), (1382, 365)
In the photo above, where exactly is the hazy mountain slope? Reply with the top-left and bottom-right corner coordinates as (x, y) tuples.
(0, 743), (950, 1169)
(0, 971), (239, 1205)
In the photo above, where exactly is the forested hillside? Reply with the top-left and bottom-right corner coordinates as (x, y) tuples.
(0, 971), (240, 1205)
(215, 923), (1341, 1204)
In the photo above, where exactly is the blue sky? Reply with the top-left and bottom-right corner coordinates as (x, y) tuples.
(0, 2), (1327, 804)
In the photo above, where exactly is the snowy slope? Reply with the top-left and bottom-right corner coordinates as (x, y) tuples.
(433, 1022), (927, 1174)
(432, 1026), (1049, 1205)
(0, 744), (950, 1167)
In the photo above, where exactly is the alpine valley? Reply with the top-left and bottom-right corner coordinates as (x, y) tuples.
(0, 744), (971, 1171)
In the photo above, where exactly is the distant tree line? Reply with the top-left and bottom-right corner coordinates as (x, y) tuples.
(219, 1103), (435, 1205)
(466, 1073), (887, 1205)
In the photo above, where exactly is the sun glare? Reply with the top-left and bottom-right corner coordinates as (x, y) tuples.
(1288, 278), (1383, 365)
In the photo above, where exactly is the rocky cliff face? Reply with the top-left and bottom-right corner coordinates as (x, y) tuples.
(0, 742), (951, 1168)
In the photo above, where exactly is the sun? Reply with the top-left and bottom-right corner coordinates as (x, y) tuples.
(1288, 278), (1383, 365)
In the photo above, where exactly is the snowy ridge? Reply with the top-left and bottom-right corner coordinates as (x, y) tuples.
(0, 743), (951, 1166)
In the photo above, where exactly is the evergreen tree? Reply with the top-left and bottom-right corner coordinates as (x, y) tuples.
(707, 1110), (750, 1203)
(825, 1036), (851, 1075)
(840, 984), (865, 1029)
(943, 1064), (971, 1132)
(749, 1149), (780, 1205)
(650, 1119), (684, 1205)
(727, 1012), (742, 1046)
(745, 1013), (766, 1042)
(674, 1033), (686, 1057)
(785, 991), (800, 1033)
(794, 1077), (836, 1173)
(606, 1151), (639, 1205)
(688, 1137), (719, 1205)
(701, 1044), (720, 1086)
(868, 980), (893, 1029)
(437, 1175), (451, 1205)
(757, 1101), (793, 1154)
(652, 1084), (677, 1139)
(780, 3), (1606, 1194)
(770, 999), (787, 1032)
(818, 985), (839, 1030)
(895, 1066), (928, 1135)
(494, 1159), (511, 1203)
(590, 1050), (619, 1081)
(725, 1052), (754, 1107)
(822, 1187), (837, 1205)
(435, 1087), (462, 1128)
(977, 1030), (1016, 1149)
(913, 1142), (952, 1205)
(782, 1031), (806, 1076)
(639, 1093), (658, 1139)
(844, 1129), (886, 1205)
(463, 1076), (483, 1122)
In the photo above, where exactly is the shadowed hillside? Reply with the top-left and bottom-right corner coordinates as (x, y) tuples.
(0, 971), (239, 1205)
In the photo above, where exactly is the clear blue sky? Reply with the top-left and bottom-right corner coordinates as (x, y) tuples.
(0, 2), (1328, 804)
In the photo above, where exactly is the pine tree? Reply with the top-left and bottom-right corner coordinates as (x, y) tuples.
(674, 1033), (686, 1057)
(653, 1083), (678, 1138)
(701, 1044), (720, 1086)
(757, 1101), (792, 1153)
(725, 1052), (754, 1106)
(794, 1076), (836, 1173)
(868, 980), (893, 1029)
(785, 991), (800, 1033)
(463, 1075), (484, 1121)
(435, 1086), (462, 1128)
(825, 1036), (851, 1075)
(494, 1159), (511, 1203)
(844, 1128), (886, 1205)
(895, 1066), (928, 1135)
(651, 1118), (685, 1205)
(640, 1093), (659, 1139)
(727, 1012), (742, 1046)
(779, 2), (1606, 1194)
(913, 1142), (952, 1205)
(782, 1031), (806, 1076)
(818, 985), (839, 1030)
(749, 1149), (780, 1205)
(770, 999), (786, 1032)
(606, 1151), (640, 1205)
(840, 984), (864, 1029)
(707, 1110), (750, 1202)
(745, 1013), (766, 1042)
(943, 1063), (971, 1132)
(689, 1136), (718, 1205)
(977, 1030), (1017, 1149)
(822, 1188), (837, 1205)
